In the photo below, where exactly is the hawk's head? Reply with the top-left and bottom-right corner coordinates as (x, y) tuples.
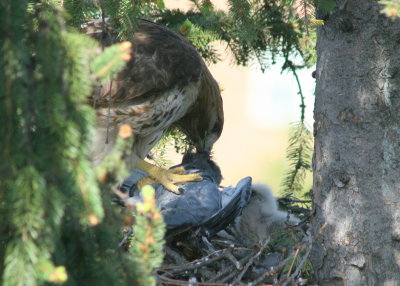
(175, 67), (223, 153)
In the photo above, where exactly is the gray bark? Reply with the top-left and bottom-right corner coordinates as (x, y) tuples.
(311, 1), (400, 285)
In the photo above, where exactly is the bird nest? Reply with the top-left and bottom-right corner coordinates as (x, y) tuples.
(116, 152), (313, 285)
(156, 195), (312, 286)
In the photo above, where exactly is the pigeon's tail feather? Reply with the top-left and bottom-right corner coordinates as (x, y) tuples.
(200, 177), (252, 237)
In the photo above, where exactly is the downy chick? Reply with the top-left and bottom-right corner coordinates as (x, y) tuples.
(235, 184), (299, 243)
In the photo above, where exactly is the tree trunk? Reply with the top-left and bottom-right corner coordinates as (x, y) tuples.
(311, 1), (400, 285)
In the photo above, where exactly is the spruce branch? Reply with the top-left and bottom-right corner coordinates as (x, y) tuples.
(294, 0), (315, 35)
(91, 41), (132, 81)
(283, 60), (307, 123)
(63, 0), (99, 27)
(129, 185), (166, 286)
(1, 2), (104, 284)
(281, 60), (313, 198)
(281, 122), (312, 196)
(101, 0), (163, 40)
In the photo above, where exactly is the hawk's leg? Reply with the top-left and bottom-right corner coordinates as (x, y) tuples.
(135, 159), (202, 194)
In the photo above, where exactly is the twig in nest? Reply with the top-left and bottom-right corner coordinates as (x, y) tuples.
(249, 253), (292, 286)
(211, 238), (240, 249)
(285, 198), (312, 204)
(232, 238), (270, 284)
(209, 252), (253, 283)
(225, 249), (243, 270)
(165, 246), (189, 265)
(220, 270), (240, 283)
(248, 230), (312, 286)
(158, 275), (232, 286)
(164, 247), (250, 276)
(286, 247), (300, 276)
(202, 236), (217, 253)
(159, 249), (231, 274)
(287, 226), (302, 245)
(279, 231), (312, 286)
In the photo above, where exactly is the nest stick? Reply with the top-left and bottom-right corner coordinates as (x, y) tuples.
(209, 252), (253, 283)
(159, 249), (228, 274)
(279, 231), (312, 286)
(232, 239), (270, 284)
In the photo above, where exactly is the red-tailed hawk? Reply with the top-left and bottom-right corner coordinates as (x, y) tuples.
(88, 19), (224, 193)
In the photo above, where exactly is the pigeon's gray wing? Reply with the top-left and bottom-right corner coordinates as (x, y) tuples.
(200, 177), (252, 237)
(156, 179), (221, 231)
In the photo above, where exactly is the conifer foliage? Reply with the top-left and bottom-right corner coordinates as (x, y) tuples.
(0, 1), (142, 285)
(0, 1), (102, 285)
(1, 0), (318, 285)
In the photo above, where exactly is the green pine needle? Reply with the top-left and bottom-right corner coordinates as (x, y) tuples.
(281, 122), (312, 197)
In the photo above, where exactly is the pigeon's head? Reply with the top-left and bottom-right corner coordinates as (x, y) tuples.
(181, 151), (222, 184)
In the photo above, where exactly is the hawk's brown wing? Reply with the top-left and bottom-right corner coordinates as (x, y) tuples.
(88, 19), (203, 109)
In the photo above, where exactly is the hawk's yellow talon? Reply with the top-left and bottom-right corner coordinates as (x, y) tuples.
(169, 166), (186, 174)
(136, 177), (157, 191)
(135, 159), (202, 194)
(169, 172), (202, 183)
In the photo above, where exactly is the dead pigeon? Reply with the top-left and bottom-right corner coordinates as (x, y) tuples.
(120, 152), (252, 238)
